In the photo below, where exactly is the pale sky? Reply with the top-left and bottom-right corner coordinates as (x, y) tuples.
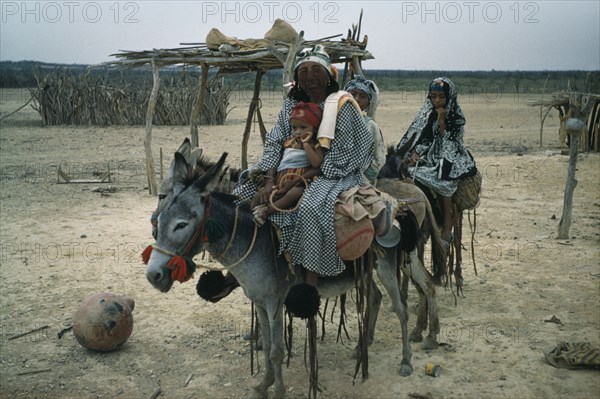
(0, 0), (598, 70)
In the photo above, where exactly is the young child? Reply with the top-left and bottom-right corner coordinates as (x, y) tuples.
(344, 75), (386, 185)
(252, 102), (324, 226)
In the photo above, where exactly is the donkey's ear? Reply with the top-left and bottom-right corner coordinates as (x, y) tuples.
(162, 149), (189, 192)
(191, 152), (228, 194)
(172, 152), (192, 189)
(176, 138), (192, 159)
(188, 148), (203, 166)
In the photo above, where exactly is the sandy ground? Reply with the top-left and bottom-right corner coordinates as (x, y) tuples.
(0, 87), (598, 399)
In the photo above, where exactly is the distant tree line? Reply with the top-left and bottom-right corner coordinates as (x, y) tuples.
(236, 68), (600, 96)
(1, 60), (598, 96)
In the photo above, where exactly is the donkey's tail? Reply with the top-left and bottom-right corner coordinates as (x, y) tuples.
(424, 197), (447, 286)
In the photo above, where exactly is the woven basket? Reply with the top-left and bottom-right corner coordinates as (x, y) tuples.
(453, 171), (482, 211)
(334, 215), (374, 261)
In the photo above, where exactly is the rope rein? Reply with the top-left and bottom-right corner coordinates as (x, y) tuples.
(211, 221), (259, 270)
(214, 206), (239, 258)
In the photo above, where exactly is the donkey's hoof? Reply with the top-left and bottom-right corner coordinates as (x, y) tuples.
(399, 363), (413, 377)
(409, 331), (423, 343)
(249, 386), (268, 399)
(422, 337), (439, 351)
(272, 385), (286, 399)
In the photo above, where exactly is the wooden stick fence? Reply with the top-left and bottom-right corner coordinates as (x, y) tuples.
(28, 68), (230, 126)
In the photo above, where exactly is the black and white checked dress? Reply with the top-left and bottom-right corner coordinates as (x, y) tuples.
(233, 96), (372, 276)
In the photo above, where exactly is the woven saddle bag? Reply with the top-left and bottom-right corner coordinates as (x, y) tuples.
(453, 170), (482, 211)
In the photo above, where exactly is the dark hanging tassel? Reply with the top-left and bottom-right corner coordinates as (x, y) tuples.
(141, 245), (153, 264)
(205, 219), (227, 243)
(284, 284), (320, 319)
(196, 270), (226, 302)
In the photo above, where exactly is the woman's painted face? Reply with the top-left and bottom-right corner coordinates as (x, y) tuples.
(349, 89), (370, 112)
(296, 62), (329, 93)
(430, 91), (446, 108)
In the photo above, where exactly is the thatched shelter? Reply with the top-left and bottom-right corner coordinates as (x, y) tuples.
(530, 89), (600, 239)
(103, 18), (374, 194)
(531, 90), (600, 152)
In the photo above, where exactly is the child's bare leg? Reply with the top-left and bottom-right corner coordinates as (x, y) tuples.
(253, 187), (304, 226)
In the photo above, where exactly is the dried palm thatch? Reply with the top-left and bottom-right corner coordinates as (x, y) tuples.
(104, 34), (371, 73)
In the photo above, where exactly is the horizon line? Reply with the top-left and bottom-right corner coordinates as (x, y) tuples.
(1, 60), (598, 73)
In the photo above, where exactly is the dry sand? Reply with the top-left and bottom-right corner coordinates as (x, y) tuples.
(0, 87), (598, 398)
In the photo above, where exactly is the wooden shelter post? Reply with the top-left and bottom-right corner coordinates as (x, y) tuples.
(282, 32), (304, 99)
(144, 59), (160, 195)
(241, 70), (265, 169)
(558, 118), (585, 239)
(190, 62), (209, 147)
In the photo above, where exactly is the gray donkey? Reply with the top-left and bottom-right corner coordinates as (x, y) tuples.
(152, 141), (447, 348)
(145, 152), (424, 398)
(152, 141), (446, 348)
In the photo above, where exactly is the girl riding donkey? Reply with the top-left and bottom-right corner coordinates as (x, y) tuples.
(396, 77), (477, 247)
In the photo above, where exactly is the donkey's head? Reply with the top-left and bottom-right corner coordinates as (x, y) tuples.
(144, 152), (228, 293)
(377, 145), (405, 179)
(151, 139), (240, 239)
(152, 138), (202, 238)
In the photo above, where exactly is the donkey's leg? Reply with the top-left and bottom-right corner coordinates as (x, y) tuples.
(267, 303), (286, 399)
(406, 250), (440, 350)
(407, 282), (428, 344)
(376, 249), (413, 376)
(251, 306), (273, 398)
(400, 249), (427, 343)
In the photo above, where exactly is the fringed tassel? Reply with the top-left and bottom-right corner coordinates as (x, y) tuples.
(285, 311), (293, 368)
(307, 316), (319, 399)
(141, 245), (153, 264)
(167, 255), (195, 283)
(352, 252), (372, 384)
(469, 209), (478, 276)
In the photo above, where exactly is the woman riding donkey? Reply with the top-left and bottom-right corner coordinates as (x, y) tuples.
(234, 44), (391, 318)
